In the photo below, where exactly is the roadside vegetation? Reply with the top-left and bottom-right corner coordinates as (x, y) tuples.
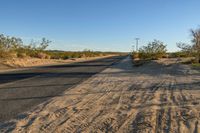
(132, 39), (167, 66)
(175, 27), (200, 67)
(46, 50), (119, 60)
(0, 33), (119, 60)
(0, 34), (51, 59)
(132, 26), (200, 67)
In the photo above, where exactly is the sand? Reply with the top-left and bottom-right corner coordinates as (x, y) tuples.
(1, 56), (200, 133)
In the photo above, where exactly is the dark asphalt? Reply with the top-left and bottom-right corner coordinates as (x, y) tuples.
(0, 56), (126, 122)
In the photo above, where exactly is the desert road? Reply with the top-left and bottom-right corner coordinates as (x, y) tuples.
(0, 56), (126, 122)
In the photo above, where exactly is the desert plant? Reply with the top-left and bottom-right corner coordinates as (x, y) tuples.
(17, 52), (27, 58)
(138, 40), (167, 60)
(36, 52), (48, 59)
(176, 27), (200, 62)
(191, 28), (200, 62)
(132, 52), (139, 59)
(0, 34), (52, 59)
(176, 42), (194, 57)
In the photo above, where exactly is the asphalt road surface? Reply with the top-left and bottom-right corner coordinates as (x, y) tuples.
(0, 56), (126, 122)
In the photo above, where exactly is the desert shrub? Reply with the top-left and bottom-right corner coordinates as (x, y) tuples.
(46, 50), (109, 60)
(79, 54), (86, 58)
(47, 52), (62, 59)
(71, 53), (81, 58)
(181, 58), (199, 64)
(193, 58), (200, 63)
(0, 51), (17, 58)
(162, 54), (168, 58)
(169, 52), (184, 58)
(177, 27), (200, 62)
(45, 54), (51, 59)
(0, 34), (22, 58)
(138, 40), (167, 60)
(17, 52), (27, 58)
(132, 52), (139, 59)
(0, 34), (51, 59)
(36, 52), (49, 59)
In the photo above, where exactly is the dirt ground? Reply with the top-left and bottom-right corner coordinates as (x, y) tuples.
(1, 56), (200, 133)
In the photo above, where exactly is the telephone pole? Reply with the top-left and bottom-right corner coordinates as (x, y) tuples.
(135, 38), (140, 51)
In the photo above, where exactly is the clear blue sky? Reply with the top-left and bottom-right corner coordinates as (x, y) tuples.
(0, 0), (200, 52)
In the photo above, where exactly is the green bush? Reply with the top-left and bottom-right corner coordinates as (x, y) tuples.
(137, 40), (167, 60)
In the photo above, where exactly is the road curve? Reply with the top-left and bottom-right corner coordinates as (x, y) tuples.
(0, 55), (126, 122)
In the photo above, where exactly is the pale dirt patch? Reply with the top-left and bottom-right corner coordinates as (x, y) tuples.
(1, 57), (200, 133)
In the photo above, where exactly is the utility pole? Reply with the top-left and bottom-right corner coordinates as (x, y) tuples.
(135, 38), (140, 51)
